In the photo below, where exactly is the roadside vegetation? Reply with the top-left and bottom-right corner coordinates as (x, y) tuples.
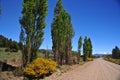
(23, 57), (57, 79)
(104, 57), (120, 65)
(0, 35), (20, 52)
(104, 46), (120, 65)
(0, 0), (94, 80)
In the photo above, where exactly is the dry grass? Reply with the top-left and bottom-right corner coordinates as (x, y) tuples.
(0, 71), (23, 80)
(0, 48), (22, 67)
(104, 57), (120, 65)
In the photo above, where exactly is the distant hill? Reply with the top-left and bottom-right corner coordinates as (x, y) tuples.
(39, 49), (53, 53)
(93, 54), (106, 57)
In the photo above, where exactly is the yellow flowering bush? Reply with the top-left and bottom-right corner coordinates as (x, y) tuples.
(87, 58), (93, 61)
(23, 57), (57, 78)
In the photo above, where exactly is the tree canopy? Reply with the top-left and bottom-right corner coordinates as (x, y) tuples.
(112, 46), (120, 59)
(83, 37), (93, 61)
(77, 36), (82, 63)
(19, 0), (48, 66)
(51, 0), (74, 65)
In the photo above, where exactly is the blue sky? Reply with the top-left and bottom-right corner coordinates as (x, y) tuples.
(0, 0), (120, 54)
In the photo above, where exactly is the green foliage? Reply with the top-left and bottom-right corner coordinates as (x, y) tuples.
(9, 41), (19, 52)
(51, 0), (74, 65)
(5, 48), (10, 52)
(23, 77), (29, 80)
(19, 0), (48, 66)
(83, 37), (93, 61)
(23, 57), (57, 79)
(88, 38), (92, 58)
(0, 35), (19, 52)
(54, 0), (63, 15)
(112, 46), (120, 59)
(83, 37), (88, 61)
(105, 46), (120, 65)
(18, 42), (23, 50)
(78, 36), (82, 51)
(77, 36), (82, 63)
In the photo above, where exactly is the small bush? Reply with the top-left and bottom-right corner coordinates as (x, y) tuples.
(0, 49), (2, 52)
(23, 57), (57, 79)
(5, 48), (10, 52)
(10, 49), (18, 52)
(87, 58), (93, 61)
(23, 77), (29, 80)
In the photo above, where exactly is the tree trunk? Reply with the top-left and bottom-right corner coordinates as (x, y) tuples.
(54, 49), (59, 64)
(66, 45), (71, 65)
(78, 55), (80, 63)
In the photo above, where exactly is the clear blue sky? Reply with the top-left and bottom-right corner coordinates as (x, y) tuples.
(0, 0), (120, 54)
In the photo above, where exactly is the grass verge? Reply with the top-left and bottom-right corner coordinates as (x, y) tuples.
(104, 57), (120, 65)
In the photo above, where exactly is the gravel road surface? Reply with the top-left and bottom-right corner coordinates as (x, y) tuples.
(44, 58), (120, 80)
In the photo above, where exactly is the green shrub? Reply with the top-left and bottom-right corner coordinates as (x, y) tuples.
(0, 49), (2, 52)
(13, 67), (23, 76)
(5, 48), (10, 52)
(23, 77), (29, 80)
(10, 49), (18, 52)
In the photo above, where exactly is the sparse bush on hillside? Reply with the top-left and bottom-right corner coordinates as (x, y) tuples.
(0, 35), (20, 52)
(23, 57), (57, 79)
(5, 48), (18, 52)
(5, 48), (10, 52)
(0, 49), (3, 52)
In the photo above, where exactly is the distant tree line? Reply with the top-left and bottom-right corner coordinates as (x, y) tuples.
(112, 46), (120, 59)
(0, 35), (21, 52)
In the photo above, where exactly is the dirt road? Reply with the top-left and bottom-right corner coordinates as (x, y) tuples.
(44, 58), (120, 80)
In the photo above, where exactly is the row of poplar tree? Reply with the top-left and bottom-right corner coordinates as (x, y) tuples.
(51, 0), (74, 65)
(19, 0), (93, 67)
(78, 36), (93, 62)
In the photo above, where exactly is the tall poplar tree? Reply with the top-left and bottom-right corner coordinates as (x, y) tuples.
(83, 37), (93, 61)
(51, 0), (74, 65)
(65, 13), (74, 64)
(88, 38), (92, 58)
(51, 0), (64, 64)
(83, 37), (88, 61)
(19, 0), (48, 66)
(78, 36), (82, 63)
